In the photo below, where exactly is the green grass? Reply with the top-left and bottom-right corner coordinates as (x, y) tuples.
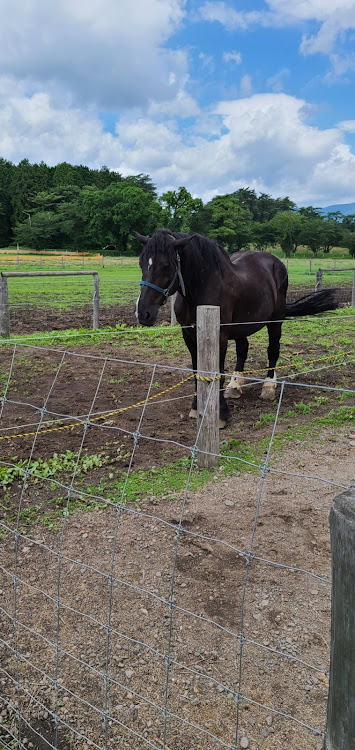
(1, 251), (354, 315)
(1, 399), (353, 535)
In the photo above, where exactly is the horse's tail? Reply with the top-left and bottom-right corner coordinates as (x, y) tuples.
(285, 288), (338, 317)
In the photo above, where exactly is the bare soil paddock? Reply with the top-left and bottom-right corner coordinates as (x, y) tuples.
(0, 305), (354, 750)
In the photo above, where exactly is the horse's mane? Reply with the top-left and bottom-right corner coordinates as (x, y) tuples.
(143, 229), (231, 290)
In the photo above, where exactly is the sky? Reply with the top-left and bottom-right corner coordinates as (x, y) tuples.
(0, 0), (355, 207)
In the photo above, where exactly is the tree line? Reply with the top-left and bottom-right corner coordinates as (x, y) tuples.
(0, 157), (354, 257)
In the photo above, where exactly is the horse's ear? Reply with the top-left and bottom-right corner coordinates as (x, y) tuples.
(133, 231), (149, 245)
(170, 234), (196, 250)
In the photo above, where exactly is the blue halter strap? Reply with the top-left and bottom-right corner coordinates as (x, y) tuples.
(139, 251), (186, 304)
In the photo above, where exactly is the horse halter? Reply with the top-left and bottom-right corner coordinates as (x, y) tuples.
(139, 249), (186, 304)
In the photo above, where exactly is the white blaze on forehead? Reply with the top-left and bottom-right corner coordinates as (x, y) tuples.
(135, 293), (140, 319)
(148, 257), (153, 267)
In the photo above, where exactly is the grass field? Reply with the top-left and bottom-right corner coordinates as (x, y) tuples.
(1, 249), (354, 312)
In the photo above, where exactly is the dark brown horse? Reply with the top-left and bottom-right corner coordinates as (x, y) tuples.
(134, 229), (337, 426)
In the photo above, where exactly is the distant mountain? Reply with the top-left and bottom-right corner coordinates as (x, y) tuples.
(319, 202), (355, 216)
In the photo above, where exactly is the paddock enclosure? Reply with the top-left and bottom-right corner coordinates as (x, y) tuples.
(0, 255), (354, 336)
(0, 258), (354, 750)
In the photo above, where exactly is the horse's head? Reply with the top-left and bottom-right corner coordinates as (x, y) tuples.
(134, 230), (194, 326)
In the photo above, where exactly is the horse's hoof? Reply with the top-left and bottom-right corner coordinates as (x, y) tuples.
(219, 419), (227, 429)
(225, 386), (242, 399)
(225, 372), (243, 399)
(189, 408), (197, 418)
(260, 375), (277, 401)
(260, 388), (276, 401)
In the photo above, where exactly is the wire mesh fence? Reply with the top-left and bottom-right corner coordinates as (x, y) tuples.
(0, 339), (354, 749)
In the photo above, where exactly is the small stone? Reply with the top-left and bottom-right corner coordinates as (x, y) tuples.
(240, 737), (249, 748)
(224, 500), (234, 507)
(125, 669), (134, 679)
(266, 715), (273, 726)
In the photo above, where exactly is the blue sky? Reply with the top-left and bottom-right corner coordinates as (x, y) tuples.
(0, 0), (355, 206)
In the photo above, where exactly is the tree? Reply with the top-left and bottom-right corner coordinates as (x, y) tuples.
(270, 211), (304, 256)
(321, 217), (343, 254)
(252, 221), (278, 251)
(342, 229), (355, 258)
(159, 187), (203, 232)
(299, 217), (325, 257)
(14, 211), (59, 250)
(298, 205), (322, 219)
(0, 158), (14, 246)
(204, 194), (253, 252)
(83, 183), (161, 253)
(124, 174), (158, 200)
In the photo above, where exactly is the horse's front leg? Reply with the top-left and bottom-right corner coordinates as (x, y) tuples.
(225, 337), (249, 399)
(261, 322), (282, 400)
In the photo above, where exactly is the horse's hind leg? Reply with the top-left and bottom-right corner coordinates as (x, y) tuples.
(261, 322), (282, 400)
(225, 337), (249, 399)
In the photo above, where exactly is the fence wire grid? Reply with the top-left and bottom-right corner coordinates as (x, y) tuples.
(0, 340), (354, 750)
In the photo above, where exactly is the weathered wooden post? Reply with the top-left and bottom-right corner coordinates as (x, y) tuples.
(170, 292), (177, 326)
(309, 259), (312, 274)
(16, 256), (20, 269)
(315, 268), (323, 292)
(324, 485), (355, 750)
(196, 305), (220, 469)
(92, 273), (99, 329)
(61, 256), (64, 268)
(352, 271), (355, 307)
(0, 274), (10, 338)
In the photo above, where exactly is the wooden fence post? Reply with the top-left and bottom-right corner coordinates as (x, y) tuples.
(315, 269), (323, 292)
(170, 292), (177, 326)
(0, 275), (10, 338)
(196, 305), (220, 469)
(352, 271), (355, 307)
(92, 273), (99, 329)
(324, 485), (355, 750)
(309, 259), (312, 274)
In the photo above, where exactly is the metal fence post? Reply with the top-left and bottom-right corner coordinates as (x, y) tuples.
(196, 305), (220, 469)
(315, 269), (323, 292)
(0, 274), (10, 337)
(93, 273), (99, 329)
(324, 485), (355, 750)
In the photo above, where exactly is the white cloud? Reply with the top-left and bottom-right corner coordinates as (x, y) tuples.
(0, 0), (188, 109)
(223, 51), (242, 64)
(2, 79), (354, 207)
(199, 1), (355, 62)
(198, 2), (265, 30)
(338, 119), (355, 132)
(240, 75), (253, 97)
(266, 68), (290, 93)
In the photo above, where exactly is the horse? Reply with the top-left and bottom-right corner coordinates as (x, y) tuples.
(134, 229), (337, 427)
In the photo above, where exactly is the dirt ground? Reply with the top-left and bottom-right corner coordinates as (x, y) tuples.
(0, 310), (354, 750)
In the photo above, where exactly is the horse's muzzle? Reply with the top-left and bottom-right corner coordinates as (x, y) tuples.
(138, 307), (158, 326)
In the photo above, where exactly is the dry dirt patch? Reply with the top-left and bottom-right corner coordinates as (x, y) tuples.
(1, 427), (354, 750)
